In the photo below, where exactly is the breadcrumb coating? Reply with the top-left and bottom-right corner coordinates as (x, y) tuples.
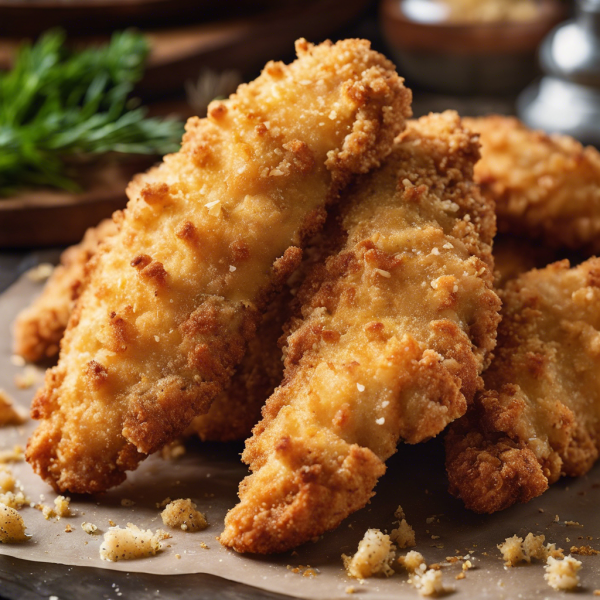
(465, 115), (600, 253)
(220, 112), (500, 554)
(26, 38), (411, 494)
(13, 219), (118, 363)
(446, 258), (600, 513)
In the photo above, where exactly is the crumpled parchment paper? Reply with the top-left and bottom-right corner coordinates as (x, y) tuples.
(0, 273), (598, 599)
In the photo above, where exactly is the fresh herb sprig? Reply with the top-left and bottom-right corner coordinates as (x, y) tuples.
(0, 30), (184, 195)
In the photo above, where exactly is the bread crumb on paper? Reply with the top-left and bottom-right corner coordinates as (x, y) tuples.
(570, 545), (599, 556)
(0, 465), (15, 493)
(498, 533), (563, 566)
(81, 522), (98, 534)
(121, 498), (135, 507)
(99, 523), (168, 561)
(14, 367), (37, 390)
(409, 564), (447, 597)
(0, 445), (24, 463)
(398, 550), (426, 573)
(160, 441), (186, 461)
(544, 555), (582, 591)
(0, 505), (29, 543)
(342, 529), (396, 578)
(0, 390), (26, 426)
(161, 499), (207, 532)
(390, 505), (416, 548)
(0, 491), (28, 510)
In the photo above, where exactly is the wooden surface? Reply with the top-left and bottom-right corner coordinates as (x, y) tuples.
(0, 157), (154, 248)
(0, 0), (372, 98)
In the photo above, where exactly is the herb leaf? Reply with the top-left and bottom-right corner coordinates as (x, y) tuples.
(0, 30), (184, 195)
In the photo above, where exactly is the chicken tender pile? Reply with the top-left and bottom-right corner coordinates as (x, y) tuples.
(26, 38), (411, 494)
(465, 115), (600, 253)
(446, 258), (600, 513)
(220, 111), (500, 554)
(14, 219), (117, 363)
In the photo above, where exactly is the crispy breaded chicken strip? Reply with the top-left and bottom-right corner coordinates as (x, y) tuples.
(26, 38), (411, 494)
(188, 290), (288, 442)
(446, 258), (600, 513)
(220, 111), (501, 554)
(464, 115), (600, 252)
(13, 219), (118, 363)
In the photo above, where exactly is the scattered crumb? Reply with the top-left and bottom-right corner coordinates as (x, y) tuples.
(0, 491), (28, 510)
(108, 519), (116, 527)
(121, 499), (135, 507)
(0, 445), (24, 463)
(156, 497), (172, 509)
(570, 545), (599, 556)
(398, 551), (426, 572)
(0, 390), (26, 426)
(99, 523), (167, 561)
(498, 533), (563, 566)
(390, 505), (416, 548)
(161, 499), (207, 532)
(564, 520), (582, 527)
(287, 564), (318, 577)
(10, 355), (25, 367)
(342, 529), (396, 578)
(175, 554), (181, 559)
(200, 542), (209, 550)
(455, 572), (465, 580)
(14, 367), (37, 390)
(64, 524), (73, 533)
(54, 496), (72, 518)
(0, 466), (15, 492)
(593, 590), (600, 596)
(0, 505), (29, 543)
(160, 441), (186, 461)
(26, 263), (54, 282)
(544, 556), (582, 591)
(345, 586), (356, 594)
(463, 560), (473, 571)
(409, 564), (446, 597)
(81, 522), (98, 535)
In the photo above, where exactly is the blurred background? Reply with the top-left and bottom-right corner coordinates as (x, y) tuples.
(0, 0), (598, 277)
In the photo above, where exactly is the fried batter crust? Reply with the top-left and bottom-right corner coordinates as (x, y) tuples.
(220, 112), (501, 554)
(13, 219), (118, 362)
(464, 115), (600, 252)
(26, 38), (412, 494)
(446, 258), (600, 513)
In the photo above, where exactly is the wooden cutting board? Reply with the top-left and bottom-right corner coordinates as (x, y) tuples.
(0, 0), (371, 248)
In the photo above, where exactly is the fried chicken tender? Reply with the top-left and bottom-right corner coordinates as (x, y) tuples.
(464, 115), (600, 253)
(26, 38), (411, 494)
(13, 219), (117, 362)
(220, 111), (501, 554)
(446, 258), (600, 513)
(188, 289), (288, 442)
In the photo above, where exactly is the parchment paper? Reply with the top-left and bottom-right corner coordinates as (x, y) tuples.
(0, 273), (598, 599)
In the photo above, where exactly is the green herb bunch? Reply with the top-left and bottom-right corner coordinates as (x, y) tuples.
(0, 30), (184, 195)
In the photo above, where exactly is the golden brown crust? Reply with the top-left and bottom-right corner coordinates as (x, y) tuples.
(465, 115), (600, 253)
(220, 112), (501, 554)
(13, 219), (118, 362)
(26, 38), (411, 494)
(446, 258), (600, 513)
